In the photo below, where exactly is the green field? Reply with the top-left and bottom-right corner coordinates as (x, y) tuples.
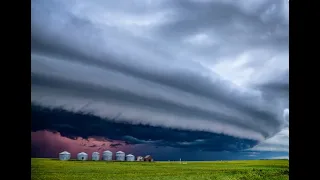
(31, 158), (288, 180)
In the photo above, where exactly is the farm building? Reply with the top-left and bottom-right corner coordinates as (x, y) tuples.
(59, 151), (71, 160)
(144, 155), (153, 162)
(102, 150), (113, 161)
(92, 152), (100, 161)
(126, 154), (135, 161)
(136, 156), (144, 161)
(116, 151), (125, 161)
(77, 152), (88, 161)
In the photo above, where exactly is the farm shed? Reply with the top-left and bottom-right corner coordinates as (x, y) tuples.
(59, 151), (71, 160)
(102, 150), (113, 161)
(116, 151), (125, 161)
(144, 155), (153, 162)
(136, 156), (144, 161)
(126, 154), (135, 161)
(77, 152), (88, 161)
(92, 152), (100, 161)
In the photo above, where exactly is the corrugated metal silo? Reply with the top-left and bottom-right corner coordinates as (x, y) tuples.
(77, 152), (88, 161)
(102, 150), (113, 161)
(92, 152), (100, 161)
(59, 151), (71, 160)
(126, 154), (135, 161)
(116, 151), (125, 161)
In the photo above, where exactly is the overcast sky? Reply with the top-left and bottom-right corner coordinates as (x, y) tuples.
(31, 0), (288, 160)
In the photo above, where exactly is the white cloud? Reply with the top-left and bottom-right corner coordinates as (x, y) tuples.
(268, 156), (289, 159)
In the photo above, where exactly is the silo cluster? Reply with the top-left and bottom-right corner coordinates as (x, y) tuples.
(59, 150), (141, 161)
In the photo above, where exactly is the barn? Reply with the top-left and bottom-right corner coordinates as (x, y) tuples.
(126, 154), (135, 161)
(59, 151), (71, 160)
(77, 152), (88, 161)
(92, 152), (100, 161)
(144, 155), (153, 162)
(116, 151), (125, 161)
(102, 150), (113, 161)
(136, 156), (144, 161)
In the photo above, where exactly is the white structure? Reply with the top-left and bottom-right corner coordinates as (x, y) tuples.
(126, 154), (135, 161)
(116, 151), (125, 161)
(92, 152), (100, 161)
(137, 156), (143, 161)
(59, 151), (71, 160)
(77, 152), (88, 161)
(102, 150), (113, 161)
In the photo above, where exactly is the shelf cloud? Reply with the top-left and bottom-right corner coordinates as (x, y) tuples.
(31, 0), (288, 155)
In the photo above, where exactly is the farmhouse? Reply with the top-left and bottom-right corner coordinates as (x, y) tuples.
(136, 156), (144, 161)
(59, 151), (71, 160)
(144, 155), (153, 162)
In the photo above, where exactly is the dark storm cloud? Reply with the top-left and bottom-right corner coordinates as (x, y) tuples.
(31, 0), (288, 151)
(253, 70), (289, 98)
(109, 143), (123, 148)
(31, 130), (288, 160)
(32, 104), (258, 152)
(32, 74), (275, 138)
(158, 0), (288, 45)
(153, 0), (288, 62)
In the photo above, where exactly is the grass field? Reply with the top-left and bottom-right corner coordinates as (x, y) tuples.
(31, 158), (288, 180)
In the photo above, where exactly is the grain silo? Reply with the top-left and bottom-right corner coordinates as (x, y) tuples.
(77, 152), (88, 161)
(59, 151), (71, 160)
(102, 150), (113, 161)
(116, 151), (125, 161)
(92, 152), (100, 161)
(126, 154), (135, 161)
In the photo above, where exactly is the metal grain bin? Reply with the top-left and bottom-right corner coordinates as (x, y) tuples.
(126, 154), (135, 161)
(59, 151), (71, 160)
(102, 150), (113, 161)
(77, 152), (88, 161)
(92, 152), (100, 161)
(116, 151), (125, 161)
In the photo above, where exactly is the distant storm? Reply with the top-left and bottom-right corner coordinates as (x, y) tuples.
(31, 0), (288, 160)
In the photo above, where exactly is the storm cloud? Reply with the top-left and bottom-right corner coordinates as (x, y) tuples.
(31, 0), (288, 154)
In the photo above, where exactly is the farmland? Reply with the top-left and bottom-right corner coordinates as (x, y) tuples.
(31, 158), (288, 180)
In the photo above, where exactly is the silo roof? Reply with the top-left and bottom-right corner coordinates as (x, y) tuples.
(126, 154), (134, 156)
(59, 151), (70, 155)
(78, 152), (88, 155)
(116, 151), (124, 153)
(103, 150), (112, 153)
(92, 152), (99, 154)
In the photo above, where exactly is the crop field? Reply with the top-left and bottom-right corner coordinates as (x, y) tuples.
(31, 158), (288, 180)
